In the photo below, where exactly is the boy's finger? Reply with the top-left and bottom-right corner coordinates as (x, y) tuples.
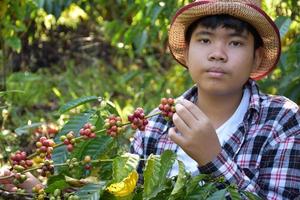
(172, 113), (190, 136)
(18, 172), (42, 192)
(180, 99), (206, 120)
(174, 103), (198, 128)
(168, 127), (185, 147)
(3, 184), (17, 192)
(0, 168), (13, 184)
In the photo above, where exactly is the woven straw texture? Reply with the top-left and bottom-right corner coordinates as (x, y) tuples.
(168, 0), (280, 80)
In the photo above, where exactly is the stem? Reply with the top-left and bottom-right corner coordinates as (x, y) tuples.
(0, 174), (14, 180)
(95, 128), (106, 134)
(145, 111), (161, 119)
(0, 187), (33, 197)
(0, 157), (148, 180)
(9, 111), (162, 176)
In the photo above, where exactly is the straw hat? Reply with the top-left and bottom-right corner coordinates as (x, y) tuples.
(168, 0), (281, 80)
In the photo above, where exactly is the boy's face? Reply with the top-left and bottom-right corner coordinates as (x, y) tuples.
(185, 25), (262, 96)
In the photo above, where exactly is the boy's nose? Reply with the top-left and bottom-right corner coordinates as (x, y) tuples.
(208, 46), (228, 62)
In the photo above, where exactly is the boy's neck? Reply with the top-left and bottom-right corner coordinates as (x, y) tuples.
(196, 87), (244, 129)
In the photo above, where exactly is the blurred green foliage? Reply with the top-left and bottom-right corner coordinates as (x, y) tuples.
(0, 0), (299, 163)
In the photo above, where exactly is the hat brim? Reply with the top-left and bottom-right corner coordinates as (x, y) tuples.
(168, 1), (281, 80)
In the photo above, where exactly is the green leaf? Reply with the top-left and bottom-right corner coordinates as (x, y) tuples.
(241, 191), (263, 200)
(36, 0), (45, 8)
(6, 36), (21, 52)
(186, 174), (210, 195)
(59, 96), (99, 114)
(54, 110), (96, 143)
(185, 182), (217, 200)
(15, 122), (44, 135)
(159, 150), (177, 178)
(53, 110), (96, 168)
(275, 16), (292, 39)
(73, 135), (114, 160)
(143, 150), (176, 200)
(135, 30), (148, 54)
(184, 174), (219, 200)
(228, 186), (242, 200)
(169, 160), (187, 199)
(207, 189), (226, 200)
(150, 185), (173, 200)
(52, 145), (69, 172)
(143, 155), (161, 199)
(132, 187), (143, 200)
(69, 135), (115, 178)
(112, 153), (140, 182)
(0, 90), (24, 97)
(151, 5), (163, 25)
(45, 180), (69, 193)
(47, 174), (65, 185)
(75, 182), (107, 200)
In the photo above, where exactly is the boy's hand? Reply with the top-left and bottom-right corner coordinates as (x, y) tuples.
(0, 167), (17, 191)
(0, 167), (42, 192)
(168, 99), (221, 166)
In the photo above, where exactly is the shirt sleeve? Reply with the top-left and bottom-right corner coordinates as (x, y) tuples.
(198, 114), (300, 199)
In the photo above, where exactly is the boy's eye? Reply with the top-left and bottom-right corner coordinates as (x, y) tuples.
(198, 39), (210, 43)
(230, 41), (243, 46)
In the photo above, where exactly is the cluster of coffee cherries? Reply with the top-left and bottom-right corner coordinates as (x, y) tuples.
(38, 160), (54, 177)
(79, 123), (96, 139)
(128, 108), (148, 131)
(66, 158), (80, 169)
(10, 151), (33, 170)
(32, 184), (46, 200)
(49, 189), (80, 200)
(104, 115), (124, 137)
(34, 123), (58, 139)
(159, 98), (176, 120)
(13, 173), (27, 185)
(83, 155), (92, 170)
(36, 137), (55, 159)
(60, 131), (78, 152)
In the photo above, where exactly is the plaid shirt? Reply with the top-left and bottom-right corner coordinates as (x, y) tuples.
(130, 79), (300, 199)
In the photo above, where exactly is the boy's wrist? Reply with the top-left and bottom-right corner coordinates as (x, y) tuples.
(197, 148), (228, 175)
(196, 145), (222, 166)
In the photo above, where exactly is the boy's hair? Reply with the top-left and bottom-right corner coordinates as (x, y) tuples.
(185, 14), (263, 50)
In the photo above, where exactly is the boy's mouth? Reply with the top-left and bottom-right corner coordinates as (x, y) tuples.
(206, 67), (226, 77)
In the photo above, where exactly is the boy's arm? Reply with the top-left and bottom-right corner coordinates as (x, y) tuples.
(169, 99), (300, 199)
(198, 125), (300, 199)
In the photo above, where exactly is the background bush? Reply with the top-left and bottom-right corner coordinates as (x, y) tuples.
(0, 0), (299, 163)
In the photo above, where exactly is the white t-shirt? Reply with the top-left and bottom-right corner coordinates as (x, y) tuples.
(168, 88), (250, 177)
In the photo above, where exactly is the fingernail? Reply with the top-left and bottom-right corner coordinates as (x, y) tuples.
(175, 98), (182, 104)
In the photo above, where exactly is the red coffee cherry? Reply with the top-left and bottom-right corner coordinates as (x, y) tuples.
(60, 131), (77, 152)
(36, 137), (55, 158)
(159, 98), (176, 120)
(83, 155), (92, 171)
(13, 173), (27, 184)
(38, 160), (54, 177)
(128, 107), (148, 131)
(79, 123), (97, 139)
(104, 115), (124, 137)
(10, 151), (33, 170)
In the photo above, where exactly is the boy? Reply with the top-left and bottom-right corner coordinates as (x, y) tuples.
(130, 0), (300, 199)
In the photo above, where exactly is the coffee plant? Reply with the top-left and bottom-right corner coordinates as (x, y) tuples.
(0, 96), (261, 200)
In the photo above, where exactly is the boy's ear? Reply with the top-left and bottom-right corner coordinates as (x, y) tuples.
(252, 47), (263, 72)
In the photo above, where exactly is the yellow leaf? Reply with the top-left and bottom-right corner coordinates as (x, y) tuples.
(106, 171), (138, 197)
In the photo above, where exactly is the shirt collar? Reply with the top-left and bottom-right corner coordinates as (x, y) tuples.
(179, 79), (262, 114)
